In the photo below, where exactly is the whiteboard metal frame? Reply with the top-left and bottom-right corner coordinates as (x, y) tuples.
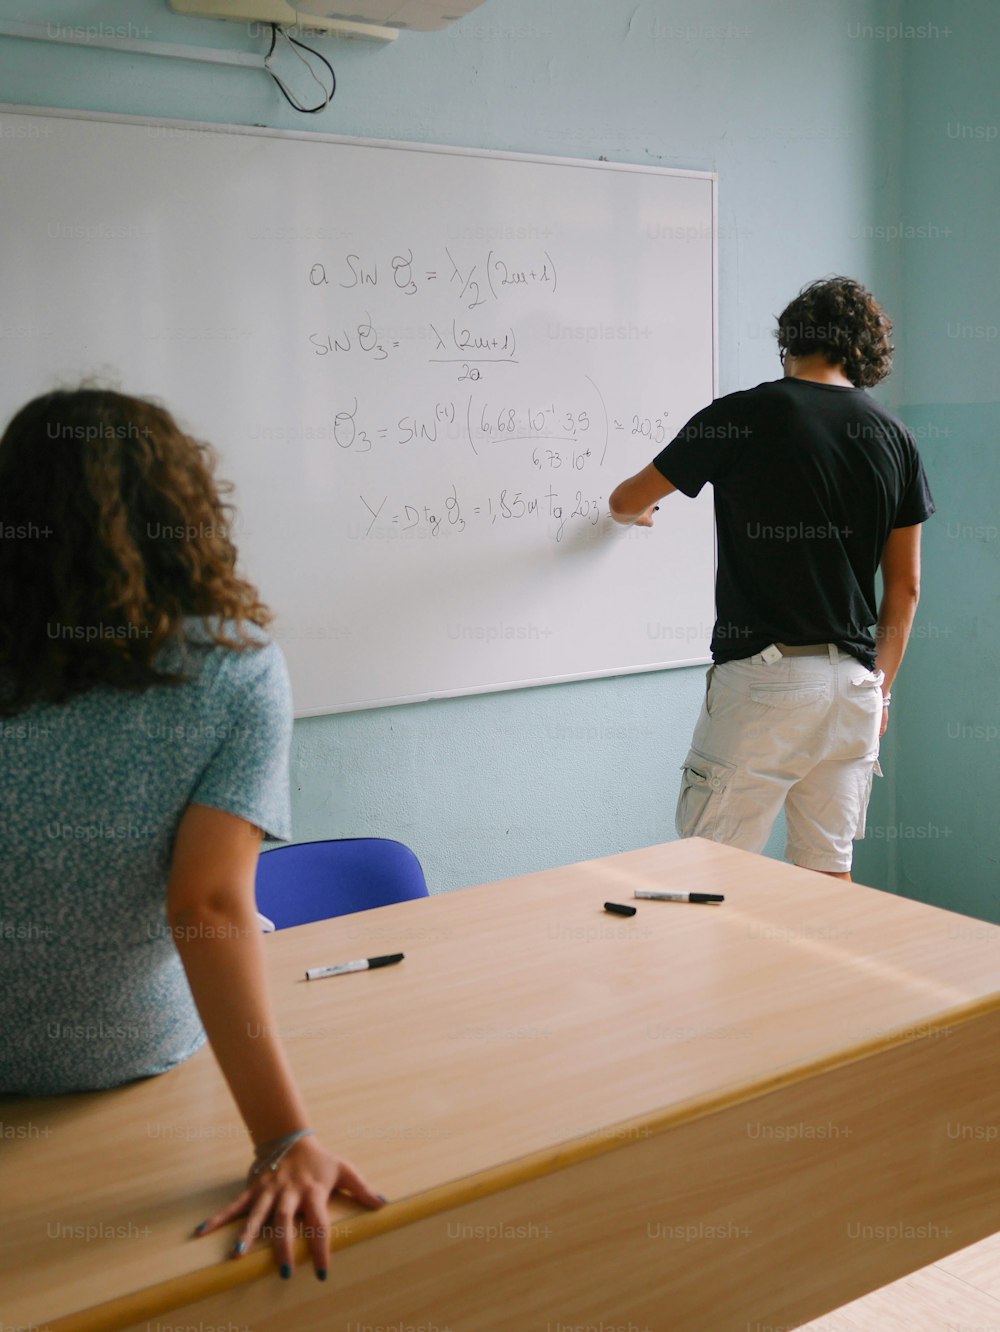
(0, 102), (719, 715)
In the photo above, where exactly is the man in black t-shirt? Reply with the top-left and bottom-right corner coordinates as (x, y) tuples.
(609, 277), (935, 879)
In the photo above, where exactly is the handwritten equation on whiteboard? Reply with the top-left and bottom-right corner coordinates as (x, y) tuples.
(307, 245), (547, 368)
(302, 244), (678, 545)
(309, 244), (556, 309)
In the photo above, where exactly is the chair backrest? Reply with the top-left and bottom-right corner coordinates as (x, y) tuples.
(255, 837), (429, 929)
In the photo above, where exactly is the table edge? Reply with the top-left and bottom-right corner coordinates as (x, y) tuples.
(44, 990), (1000, 1332)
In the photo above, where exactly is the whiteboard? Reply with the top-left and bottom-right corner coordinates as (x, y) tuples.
(0, 106), (716, 715)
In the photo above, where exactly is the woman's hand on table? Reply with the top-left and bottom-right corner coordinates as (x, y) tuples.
(194, 1136), (386, 1279)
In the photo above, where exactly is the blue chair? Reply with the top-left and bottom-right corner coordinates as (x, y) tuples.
(255, 837), (429, 929)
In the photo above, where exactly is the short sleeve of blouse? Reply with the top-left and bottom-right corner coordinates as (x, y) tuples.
(188, 640), (293, 841)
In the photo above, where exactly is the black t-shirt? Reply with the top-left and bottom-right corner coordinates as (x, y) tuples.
(652, 377), (936, 668)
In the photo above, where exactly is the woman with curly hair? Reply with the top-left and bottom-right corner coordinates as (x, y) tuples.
(607, 276), (936, 882)
(0, 387), (382, 1277)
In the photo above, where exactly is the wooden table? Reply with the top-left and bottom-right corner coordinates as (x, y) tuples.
(5, 837), (1000, 1331)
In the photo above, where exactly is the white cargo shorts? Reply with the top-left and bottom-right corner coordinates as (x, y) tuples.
(675, 644), (884, 873)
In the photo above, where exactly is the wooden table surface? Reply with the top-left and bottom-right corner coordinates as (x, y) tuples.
(4, 837), (1000, 1331)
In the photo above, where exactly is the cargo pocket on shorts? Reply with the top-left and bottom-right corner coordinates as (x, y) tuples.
(854, 756), (884, 840)
(676, 747), (735, 839)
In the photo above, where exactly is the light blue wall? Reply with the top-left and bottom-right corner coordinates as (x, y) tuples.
(6, 0), (991, 906)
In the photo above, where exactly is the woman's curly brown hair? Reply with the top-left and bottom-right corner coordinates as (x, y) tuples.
(0, 387), (272, 716)
(775, 276), (895, 387)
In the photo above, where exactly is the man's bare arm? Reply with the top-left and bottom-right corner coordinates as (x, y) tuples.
(608, 463), (678, 526)
(875, 523), (922, 733)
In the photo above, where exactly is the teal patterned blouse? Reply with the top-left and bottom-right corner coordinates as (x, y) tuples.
(0, 622), (292, 1095)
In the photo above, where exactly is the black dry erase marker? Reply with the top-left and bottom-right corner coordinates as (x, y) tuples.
(305, 952), (405, 981)
(634, 890), (724, 904)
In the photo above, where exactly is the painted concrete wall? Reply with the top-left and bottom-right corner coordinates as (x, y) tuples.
(851, 0), (1000, 917)
(5, 1), (991, 910)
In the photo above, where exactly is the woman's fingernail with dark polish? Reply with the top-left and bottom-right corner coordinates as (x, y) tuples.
(316, 1269), (328, 1282)
(231, 1240), (247, 1257)
(194, 1222), (208, 1236)
(280, 1264), (292, 1280)
(376, 1194), (389, 1203)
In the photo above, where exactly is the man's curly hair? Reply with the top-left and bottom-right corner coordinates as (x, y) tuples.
(775, 276), (894, 387)
(0, 387), (272, 715)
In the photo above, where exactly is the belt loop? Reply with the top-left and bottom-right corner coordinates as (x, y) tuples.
(828, 643), (838, 664)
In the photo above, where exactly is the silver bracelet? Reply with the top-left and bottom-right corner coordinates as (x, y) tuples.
(249, 1128), (315, 1178)
(882, 691), (892, 707)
